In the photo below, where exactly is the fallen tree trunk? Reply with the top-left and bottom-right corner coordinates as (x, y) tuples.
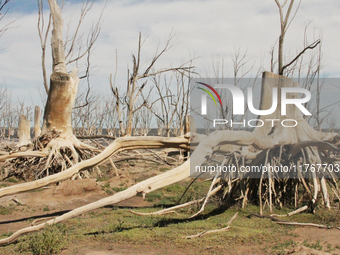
(1, 71), (340, 245)
(0, 136), (189, 198)
(0, 158), (190, 245)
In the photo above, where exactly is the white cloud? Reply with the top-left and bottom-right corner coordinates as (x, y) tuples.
(0, 0), (339, 105)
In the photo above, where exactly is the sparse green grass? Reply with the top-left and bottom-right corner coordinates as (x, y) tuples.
(1, 232), (13, 238)
(0, 204), (16, 215)
(1, 202), (340, 255)
(6, 177), (18, 183)
(111, 186), (127, 192)
(96, 176), (110, 182)
(0, 182), (9, 188)
(269, 240), (297, 254)
(1, 176), (340, 254)
(146, 192), (163, 202)
(17, 224), (68, 255)
(159, 167), (170, 172)
(302, 239), (323, 251)
(43, 206), (50, 212)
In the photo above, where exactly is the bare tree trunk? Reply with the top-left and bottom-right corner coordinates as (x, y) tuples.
(184, 115), (195, 134)
(41, 0), (79, 137)
(275, 0), (296, 75)
(18, 115), (30, 146)
(41, 70), (78, 136)
(34, 106), (41, 138)
(1, 71), (339, 244)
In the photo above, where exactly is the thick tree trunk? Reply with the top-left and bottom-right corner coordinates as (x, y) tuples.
(41, 0), (79, 137)
(41, 70), (78, 136)
(1, 71), (339, 245)
(18, 115), (30, 146)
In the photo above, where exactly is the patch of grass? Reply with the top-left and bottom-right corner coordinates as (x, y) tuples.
(6, 177), (18, 183)
(288, 207), (340, 227)
(0, 183), (9, 188)
(112, 186), (127, 192)
(105, 188), (114, 195)
(102, 182), (110, 189)
(18, 224), (67, 255)
(96, 176), (109, 182)
(159, 167), (169, 172)
(326, 243), (334, 253)
(1, 232), (13, 238)
(43, 206), (50, 212)
(270, 240), (296, 254)
(105, 219), (125, 233)
(302, 239), (323, 251)
(164, 183), (186, 193)
(0, 204), (15, 215)
(146, 192), (163, 202)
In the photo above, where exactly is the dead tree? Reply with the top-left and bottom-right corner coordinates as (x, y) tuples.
(0, 0), (338, 247)
(34, 106), (41, 138)
(1, 72), (339, 245)
(110, 32), (193, 136)
(0, 1), (191, 181)
(274, 0), (321, 75)
(0, 0), (100, 180)
(0, 0), (15, 39)
(18, 115), (30, 146)
(38, 0), (104, 94)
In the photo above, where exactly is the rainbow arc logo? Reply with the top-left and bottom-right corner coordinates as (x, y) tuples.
(196, 82), (223, 107)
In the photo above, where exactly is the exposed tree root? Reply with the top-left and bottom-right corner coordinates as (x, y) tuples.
(1, 132), (99, 180)
(0, 123), (339, 244)
(0, 135), (189, 198)
(270, 205), (308, 217)
(0, 158), (190, 245)
(275, 221), (333, 229)
(249, 212), (340, 229)
(183, 212), (238, 239)
(1, 72), (340, 246)
(128, 185), (222, 216)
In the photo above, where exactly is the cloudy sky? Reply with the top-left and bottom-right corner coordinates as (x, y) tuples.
(0, 0), (339, 108)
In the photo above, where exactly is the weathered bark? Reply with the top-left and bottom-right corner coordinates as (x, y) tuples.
(184, 115), (196, 134)
(0, 136), (189, 198)
(41, 0), (79, 137)
(1, 71), (339, 245)
(275, 0), (295, 75)
(18, 115), (31, 146)
(41, 70), (79, 136)
(0, 159), (190, 245)
(34, 106), (41, 138)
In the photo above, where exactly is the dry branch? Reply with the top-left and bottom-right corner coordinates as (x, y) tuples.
(183, 212), (238, 239)
(270, 205), (308, 218)
(0, 158), (190, 245)
(0, 136), (189, 198)
(128, 185), (222, 216)
(1, 71), (340, 246)
(275, 221), (332, 229)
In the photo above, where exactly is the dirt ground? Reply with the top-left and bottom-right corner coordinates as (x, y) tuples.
(0, 160), (340, 255)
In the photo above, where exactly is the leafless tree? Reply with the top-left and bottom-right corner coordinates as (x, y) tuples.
(133, 106), (153, 136)
(0, 0), (15, 39)
(38, 0), (104, 94)
(274, 0), (320, 75)
(110, 32), (192, 136)
(2, 0), (340, 247)
(150, 74), (179, 137)
(174, 70), (192, 136)
(146, 68), (192, 137)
